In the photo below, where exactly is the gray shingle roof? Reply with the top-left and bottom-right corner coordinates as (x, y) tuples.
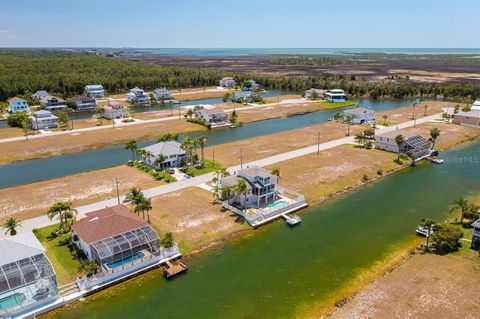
(0, 232), (45, 266)
(141, 140), (186, 157)
(238, 166), (273, 179)
(343, 107), (374, 115)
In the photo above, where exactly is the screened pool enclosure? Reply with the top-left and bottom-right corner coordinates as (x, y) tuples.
(90, 225), (161, 269)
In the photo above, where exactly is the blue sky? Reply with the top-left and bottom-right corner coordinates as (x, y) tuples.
(0, 0), (479, 48)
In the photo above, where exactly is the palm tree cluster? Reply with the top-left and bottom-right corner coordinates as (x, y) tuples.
(47, 202), (77, 233)
(181, 135), (208, 166)
(354, 128), (375, 149)
(124, 187), (153, 223)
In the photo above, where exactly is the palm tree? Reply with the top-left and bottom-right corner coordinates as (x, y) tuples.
(124, 187), (144, 205)
(271, 167), (281, 179)
(354, 132), (365, 147)
(420, 218), (435, 251)
(235, 179), (248, 211)
(382, 114), (388, 125)
(424, 104), (428, 116)
(450, 197), (470, 224)
(161, 232), (175, 248)
(196, 135), (208, 164)
(47, 202), (77, 232)
(395, 134), (405, 163)
(345, 115), (353, 136)
(95, 107), (104, 125)
(2, 217), (22, 236)
(185, 109), (194, 119)
(125, 139), (138, 161)
(134, 197), (152, 222)
(429, 128), (440, 150)
(153, 154), (166, 170)
(408, 153), (417, 167)
(157, 133), (179, 143)
(181, 137), (193, 164)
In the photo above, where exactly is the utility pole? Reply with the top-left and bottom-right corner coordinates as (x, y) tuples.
(115, 178), (120, 204)
(212, 147), (215, 166)
(317, 132), (320, 155)
(178, 107), (181, 120)
(240, 149), (243, 169)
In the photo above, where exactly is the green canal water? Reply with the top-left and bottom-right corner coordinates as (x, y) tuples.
(47, 141), (480, 319)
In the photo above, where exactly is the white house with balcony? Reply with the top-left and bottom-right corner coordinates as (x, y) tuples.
(126, 87), (149, 105)
(219, 77), (236, 88)
(103, 101), (129, 119)
(152, 88), (173, 102)
(326, 89), (346, 103)
(30, 110), (59, 130)
(40, 95), (67, 111)
(85, 85), (105, 98)
(139, 140), (186, 169)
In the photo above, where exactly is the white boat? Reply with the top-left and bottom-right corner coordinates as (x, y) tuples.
(416, 225), (433, 237)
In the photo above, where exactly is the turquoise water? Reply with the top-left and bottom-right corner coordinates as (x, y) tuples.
(44, 141), (480, 319)
(0, 98), (415, 189)
(0, 293), (25, 311)
(268, 199), (287, 208)
(106, 252), (144, 269)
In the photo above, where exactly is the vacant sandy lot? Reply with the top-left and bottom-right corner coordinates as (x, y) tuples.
(376, 101), (450, 125)
(204, 121), (365, 167)
(148, 187), (248, 254)
(0, 165), (161, 220)
(173, 89), (235, 101)
(266, 145), (398, 203)
(331, 254), (480, 319)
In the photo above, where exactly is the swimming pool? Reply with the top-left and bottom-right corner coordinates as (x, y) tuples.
(0, 293), (25, 311)
(267, 200), (287, 209)
(106, 252), (144, 269)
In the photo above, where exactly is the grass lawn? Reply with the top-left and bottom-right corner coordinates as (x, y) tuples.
(34, 224), (82, 286)
(319, 100), (357, 110)
(452, 226), (478, 259)
(182, 160), (224, 177)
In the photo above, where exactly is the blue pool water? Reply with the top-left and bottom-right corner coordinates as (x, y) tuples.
(0, 293), (25, 311)
(268, 200), (287, 208)
(106, 252), (144, 269)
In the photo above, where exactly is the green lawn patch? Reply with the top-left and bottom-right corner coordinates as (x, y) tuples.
(181, 160), (224, 177)
(320, 100), (357, 110)
(33, 224), (82, 285)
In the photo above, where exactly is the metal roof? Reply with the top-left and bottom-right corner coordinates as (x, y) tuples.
(141, 140), (186, 157)
(0, 232), (45, 266)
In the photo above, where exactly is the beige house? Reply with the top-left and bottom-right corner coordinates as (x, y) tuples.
(375, 130), (431, 157)
(103, 101), (129, 119)
(452, 110), (480, 128)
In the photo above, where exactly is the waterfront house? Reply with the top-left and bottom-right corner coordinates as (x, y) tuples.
(375, 130), (431, 158)
(85, 85), (105, 98)
(30, 110), (59, 130)
(152, 88), (172, 102)
(342, 107), (375, 124)
(31, 90), (49, 100)
(139, 140), (186, 169)
(326, 89), (346, 103)
(452, 110), (480, 128)
(471, 218), (480, 250)
(231, 91), (256, 103)
(40, 95), (67, 111)
(72, 205), (180, 290)
(304, 88), (326, 99)
(0, 232), (58, 318)
(196, 108), (228, 127)
(219, 166), (307, 227)
(103, 101), (129, 119)
(71, 96), (97, 112)
(7, 97), (30, 114)
(471, 100), (480, 111)
(126, 87), (149, 105)
(219, 77), (236, 88)
(243, 80), (260, 91)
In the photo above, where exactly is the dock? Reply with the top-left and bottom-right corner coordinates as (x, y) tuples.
(426, 157), (444, 164)
(163, 260), (188, 278)
(282, 214), (302, 226)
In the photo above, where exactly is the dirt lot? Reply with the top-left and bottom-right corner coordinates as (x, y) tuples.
(236, 101), (332, 123)
(147, 187), (249, 254)
(266, 145), (398, 203)
(376, 101), (449, 125)
(173, 89), (235, 101)
(204, 121), (365, 167)
(0, 165), (161, 220)
(330, 254), (480, 319)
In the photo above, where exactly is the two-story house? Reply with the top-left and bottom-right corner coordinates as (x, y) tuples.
(219, 77), (236, 88)
(152, 88), (173, 102)
(85, 84), (105, 98)
(375, 130), (431, 158)
(126, 87), (149, 105)
(196, 108), (228, 127)
(326, 89), (346, 103)
(139, 140), (186, 169)
(103, 101), (129, 119)
(231, 91), (257, 103)
(31, 90), (49, 100)
(243, 80), (260, 91)
(40, 95), (67, 111)
(342, 107), (375, 124)
(30, 110), (59, 130)
(7, 97), (30, 113)
(71, 96), (97, 112)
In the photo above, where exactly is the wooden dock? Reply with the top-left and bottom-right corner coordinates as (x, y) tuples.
(163, 260), (188, 278)
(282, 214), (302, 226)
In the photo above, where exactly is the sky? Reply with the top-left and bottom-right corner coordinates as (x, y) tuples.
(0, 0), (479, 48)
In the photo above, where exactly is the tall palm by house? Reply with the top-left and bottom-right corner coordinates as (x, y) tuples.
(181, 137), (194, 164)
(2, 217), (22, 236)
(125, 139), (138, 161)
(135, 197), (153, 222)
(124, 187), (144, 206)
(450, 196), (471, 224)
(47, 202), (77, 232)
(196, 135), (208, 164)
(429, 127), (440, 150)
(395, 134), (405, 163)
(235, 179), (248, 211)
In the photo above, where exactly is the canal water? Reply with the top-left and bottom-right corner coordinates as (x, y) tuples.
(0, 99), (415, 189)
(44, 141), (480, 319)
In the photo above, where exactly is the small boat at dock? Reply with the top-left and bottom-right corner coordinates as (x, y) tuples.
(426, 157), (444, 164)
(416, 225), (433, 237)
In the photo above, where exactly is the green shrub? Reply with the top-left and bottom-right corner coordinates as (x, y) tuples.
(7, 112), (29, 128)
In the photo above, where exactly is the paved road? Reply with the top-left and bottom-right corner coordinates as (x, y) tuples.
(0, 113), (441, 238)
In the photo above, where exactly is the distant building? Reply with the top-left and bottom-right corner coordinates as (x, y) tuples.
(243, 80), (260, 91)
(452, 110), (480, 128)
(40, 95), (67, 111)
(471, 101), (480, 111)
(71, 96), (97, 112)
(342, 107), (375, 124)
(375, 130), (431, 158)
(232, 91), (256, 103)
(0, 232), (58, 317)
(219, 77), (236, 88)
(103, 100), (129, 119)
(326, 89), (346, 103)
(126, 87), (149, 105)
(85, 85), (105, 98)
(304, 88), (326, 99)
(139, 140), (186, 169)
(196, 108), (228, 127)
(471, 218), (480, 250)
(31, 90), (49, 100)
(152, 88), (172, 102)
(30, 110), (59, 130)
(7, 97), (30, 113)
